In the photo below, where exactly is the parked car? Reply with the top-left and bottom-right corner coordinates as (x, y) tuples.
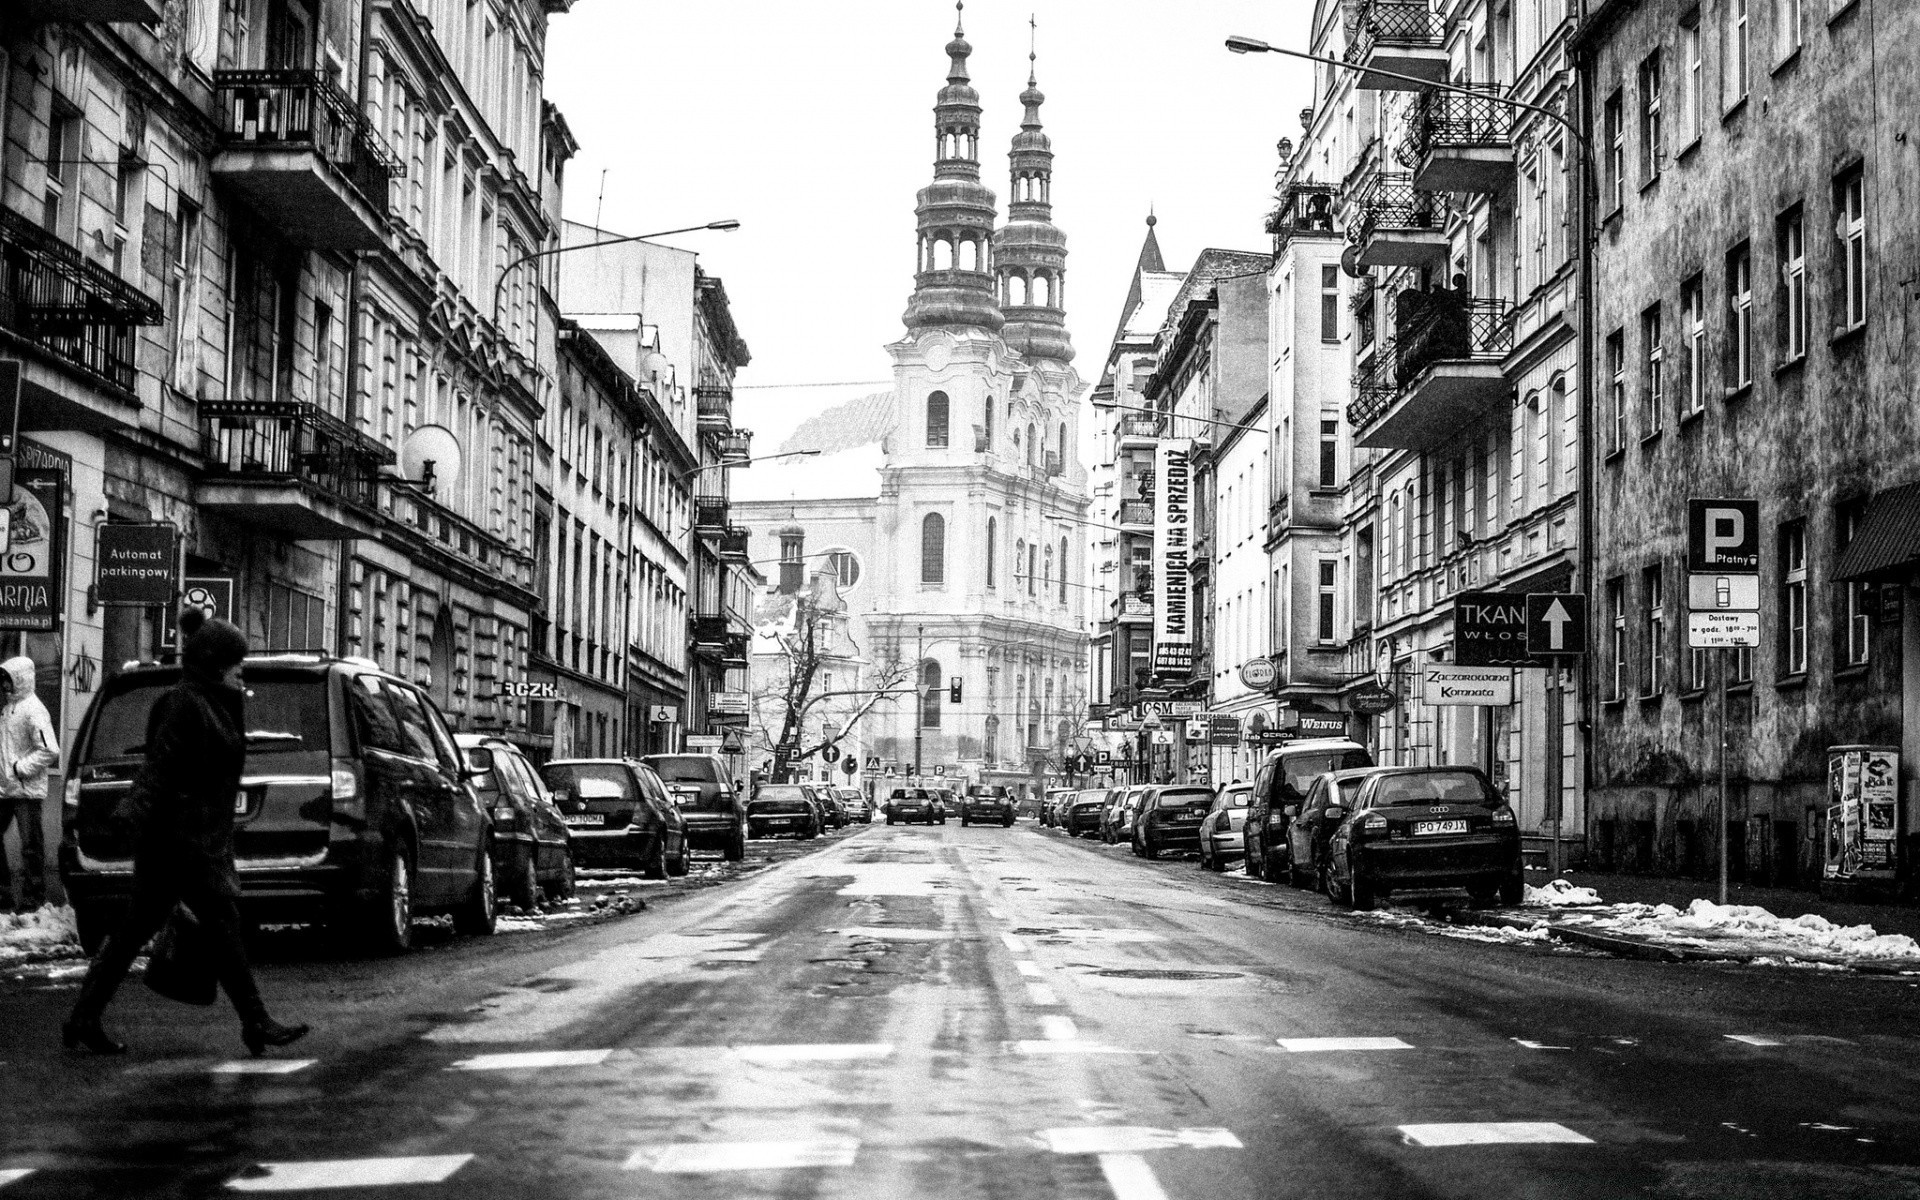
(1132, 785), (1213, 859)
(1324, 767), (1523, 909)
(930, 789), (954, 823)
(1197, 780), (1254, 872)
(748, 784), (819, 838)
(835, 786), (872, 823)
(1102, 786), (1149, 845)
(885, 787), (938, 825)
(457, 733), (574, 909)
(642, 754), (749, 862)
(1063, 789), (1110, 837)
(1281, 769), (1388, 889)
(1244, 739), (1376, 883)
(962, 785), (1016, 827)
(816, 787), (850, 829)
(62, 655), (496, 955)
(541, 758), (689, 878)
(1041, 788), (1074, 826)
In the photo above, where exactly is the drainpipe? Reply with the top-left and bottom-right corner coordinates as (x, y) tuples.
(1574, 27), (1599, 869)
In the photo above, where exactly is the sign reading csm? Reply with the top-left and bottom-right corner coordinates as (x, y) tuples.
(1152, 438), (1193, 676)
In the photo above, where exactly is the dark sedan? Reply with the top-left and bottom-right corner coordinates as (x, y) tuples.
(885, 787), (938, 825)
(1325, 767), (1523, 909)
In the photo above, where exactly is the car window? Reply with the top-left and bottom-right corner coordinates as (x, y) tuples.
(383, 684), (441, 763)
(542, 762), (640, 802)
(416, 694), (464, 775)
(1370, 771), (1499, 807)
(498, 751), (540, 804)
(347, 675), (408, 755)
(646, 755), (722, 784)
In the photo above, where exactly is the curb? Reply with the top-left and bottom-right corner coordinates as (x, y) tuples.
(1446, 908), (1920, 971)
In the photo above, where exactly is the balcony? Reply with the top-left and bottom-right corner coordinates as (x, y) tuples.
(694, 495), (729, 533)
(1344, 0), (1447, 90)
(0, 207), (162, 408)
(696, 382), (733, 434)
(196, 399), (391, 539)
(211, 70), (397, 251)
(16, 0), (163, 21)
(1354, 174), (1446, 269)
(1404, 85), (1515, 194)
(1118, 500), (1154, 531)
(1350, 294), (1514, 451)
(1111, 594), (1152, 625)
(690, 615), (729, 648)
(1266, 182), (1340, 256)
(718, 428), (752, 464)
(1117, 413), (1160, 448)
(718, 527), (751, 562)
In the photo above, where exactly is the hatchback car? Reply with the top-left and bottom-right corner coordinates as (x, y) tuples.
(1063, 788), (1110, 837)
(1132, 785), (1214, 859)
(835, 786), (872, 823)
(457, 734), (574, 909)
(1244, 740), (1376, 883)
(62, 655), (496, 955)
(931, 789), (955, 823)
(885, 787), (938, 825)
(962, 785), (1016, 827)
(1197, 781), (1254, 872)
(642, 754), (748, 862)
(541, 758), (689, 878)
(1324, 767), (1523, 909)
(1281, 768), (1388, 889)
(1101, 786), (1149, 844)
(747, 784), (819, 838)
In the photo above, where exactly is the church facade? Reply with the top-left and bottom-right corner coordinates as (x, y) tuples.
(735, 10), (1089, 792)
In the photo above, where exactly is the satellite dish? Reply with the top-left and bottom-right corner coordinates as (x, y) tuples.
(401, 424), (461, 495)
(1340, 243), (1365, 279)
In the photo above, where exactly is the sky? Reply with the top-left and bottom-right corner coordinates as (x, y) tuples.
(544, 0), (1315, 448)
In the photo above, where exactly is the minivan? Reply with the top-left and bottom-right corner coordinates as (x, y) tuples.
(1243, 739), (1375, 882)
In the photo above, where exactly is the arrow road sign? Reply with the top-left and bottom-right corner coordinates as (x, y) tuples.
(1525, 593), (1587, 656)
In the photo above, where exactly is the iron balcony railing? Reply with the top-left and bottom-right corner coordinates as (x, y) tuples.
(1402, 84), (1515, 165)
(1117, 414), (1161, 441)
(690, 615), (729, 647)
(718, 527), (750, 561)
(1346, 339), (1401, 432)
(695, 382), (732, 428)
(1393, 292), (1513, 383)
(200, 398), (392, 514)
(1266, 182), (1340, 254)
(1354, 173), (1442, 246)
(1344, 0), (1443, 67)
(212, 69), (399, 213)
(0, 205), (162, 392)
(694, 495), (729, 531)
(1119, 501), (1154, 526)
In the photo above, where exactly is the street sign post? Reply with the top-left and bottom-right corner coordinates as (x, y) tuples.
(1687, 497), (1761, 905)
(820, 745), (841, 764)
(1687, 611), (1760, 647)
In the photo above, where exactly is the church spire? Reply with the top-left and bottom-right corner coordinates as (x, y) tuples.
(903, 2), (1003, 334)
(995, 15), (1074, 363)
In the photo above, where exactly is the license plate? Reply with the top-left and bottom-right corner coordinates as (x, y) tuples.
(565, 814), (604, 828)
(1413, 819), (1469, 836)
(234, 792), (248, 815)
(771, 817), (795, 825)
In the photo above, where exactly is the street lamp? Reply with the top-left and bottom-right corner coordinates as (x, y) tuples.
(489, 218), (742, 330)
(676, 449), (820, 482)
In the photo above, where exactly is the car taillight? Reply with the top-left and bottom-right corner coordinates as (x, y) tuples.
(1492, 806), (1517, 826)
(63, 775), (83, 812)
(330, 758), (365, 823)
(1361, 813), (1388, 838)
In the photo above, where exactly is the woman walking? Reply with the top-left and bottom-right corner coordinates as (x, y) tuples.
(63, 608), (308, 1056)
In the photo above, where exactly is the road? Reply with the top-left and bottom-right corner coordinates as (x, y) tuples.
(2, 821), (1918, 1199)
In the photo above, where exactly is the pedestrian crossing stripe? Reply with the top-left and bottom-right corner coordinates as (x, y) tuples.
(1397, 1122), (1593, 1147)
(447, 1050), (613, 1071)
(211, 1059), (316, 1075)
(1277, 1037), (1413, 1052)
(1725, 1034), (1784, 1046)
(0, 1170), (34, 1189)
(626, 1139), (860, 1173)
(226, 1155), (473, 1191)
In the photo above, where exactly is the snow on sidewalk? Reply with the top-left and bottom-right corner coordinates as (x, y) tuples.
(0, 904), (84, 968)
(1555, 898), (1920, 965)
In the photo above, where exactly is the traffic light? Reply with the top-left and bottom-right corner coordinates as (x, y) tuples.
(949, 676), (963, 704)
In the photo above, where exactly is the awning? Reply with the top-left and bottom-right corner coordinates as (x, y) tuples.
(1835, 482), (1920, 582)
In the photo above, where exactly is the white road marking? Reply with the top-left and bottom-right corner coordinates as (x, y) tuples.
(1097, 1153), (1170, 1200)
(1511, 1039), (1571, 1051)
(447, 1049), (613, 1071)
(1041, 1015), (1079, 1041)
(1015, 960), (1043, 977)
(831, 926), (948, 942)
(1040, 1127), (1243, 1154)
(226, 1155), (473, 1191)
(1277, 1037), (1413, 1052)
(1023, 928), (1164, 943)
(986, 907), (1006, 919)
(210, 1059), (315, 1075)
(1012, 1041), (1153, 1056)
(627, 1139), (861, 1173)
(731, 1043), (894, 1063)
(1725, 1034), (1784, 1047)
(0, 1170), (34, 1189)
(1000, 932), (1029, 953)
(1397, 1122), (1593, 1147)
(1027, 984), (1061, 1006)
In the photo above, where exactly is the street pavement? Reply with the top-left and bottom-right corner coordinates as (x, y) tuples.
(2, 821), (1918, 1198)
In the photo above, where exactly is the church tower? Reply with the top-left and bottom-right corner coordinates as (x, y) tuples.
(902, 2), (1003, 334)
(995, 23), (1073, 365)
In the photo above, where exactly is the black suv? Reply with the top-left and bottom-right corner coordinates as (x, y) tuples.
(643, 754), (748, 862)
(540, 759), (689, 878)
(961, 785), (1015, 827)
(1132, 786), (1214, 859)
(62, 655), (497, 955)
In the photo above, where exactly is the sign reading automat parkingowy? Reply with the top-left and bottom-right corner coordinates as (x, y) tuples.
(1152, 438), (1194, 675)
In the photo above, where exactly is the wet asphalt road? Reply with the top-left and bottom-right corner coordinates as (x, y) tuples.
(2, 820), (1918, 1199)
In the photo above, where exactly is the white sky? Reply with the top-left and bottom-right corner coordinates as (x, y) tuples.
(545, 0), (1313, 445)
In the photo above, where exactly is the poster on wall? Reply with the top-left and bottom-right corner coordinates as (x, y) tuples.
(1826, 745), (1899, 880)
(1151, 437), (1193, 677)
(0, 468), (63, 632)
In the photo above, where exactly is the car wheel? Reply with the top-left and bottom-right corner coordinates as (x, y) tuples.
(553, 849), (577, 901)
(508, 844), (540, 912)
(453, 843), (498, 937)
(887, 816), (896, 825)
(366, 844), (414, 953)
(642, 832), (669, 880)
(724, 823), (746, 863)
(667, 844), (689, 877)
(1198, 840), (1213, 871)
(1283, 845), (1304, 889)
(1498, 871), (1524, 906)
(73, 902), (111, 955)
(1318, 857), (1336, 904)
(961, 817), (969, 827)
(1141, 833), (1159, 861)
(1347, 860), (1375, 911)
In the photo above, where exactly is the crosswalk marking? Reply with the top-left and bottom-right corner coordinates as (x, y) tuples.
(1000, 932), (1029, 953)
(1027, 983), (1061, 1006)
(1511, 1039), (1571, 1051)
(447, 1050), (613, 1071)
(1015, 960), (1043, 977)
(1277, 1037), (1413, 1052)
(1397, 1122), (1593, 1147)
(0, 1170), (34, 1189)
(1725, 1035), (1784, 1047)
(1041, 1016), (1078, 1041)
(731, 1044), (894, 1063)
(1098, 1153), (1170, 1200)
(226, 1155), (473, 1191)
(211, 1059), (316, 1075)
(1012, 1041), (1153, 1056)
(626, 1139), (860, 1173)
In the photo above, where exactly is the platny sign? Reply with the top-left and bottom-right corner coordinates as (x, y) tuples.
(1152, 437), (1194, 675)
(1421, 666), (1514, 707)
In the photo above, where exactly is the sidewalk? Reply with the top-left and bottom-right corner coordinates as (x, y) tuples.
(1552, 871), (1920, 945)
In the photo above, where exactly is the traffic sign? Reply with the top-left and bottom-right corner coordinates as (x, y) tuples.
(1454, 591), (1531, 666)
(1237, 657), (1277, 690)
(842, 757), (859, 775)
(820, 745), (841, 764)
(865, 756), (881, 772)
(1525, 593), (1587, 656)
(1687, 498), (1761, 574)
(933, 764), (946, 777)
(1688, 574), (1761, 611)
(1688, 611), (1761, 647)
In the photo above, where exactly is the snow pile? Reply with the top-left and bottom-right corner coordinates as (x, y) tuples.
(1524, 878), (1605, 907)
(0, 904), (84, 966)
(1565, 899), (1920, 963)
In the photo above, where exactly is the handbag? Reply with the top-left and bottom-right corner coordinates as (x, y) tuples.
(143, 904), (219, 1006)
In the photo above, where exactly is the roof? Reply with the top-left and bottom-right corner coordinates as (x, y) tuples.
(1835, 481), (1920, 581)
(1160, 248), (1271, 343)
(778, 391), (896, 455)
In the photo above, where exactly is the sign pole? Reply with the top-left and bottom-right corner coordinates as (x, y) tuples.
(1719, 645), (1729, 905)
(1546, 662), (1563, 878)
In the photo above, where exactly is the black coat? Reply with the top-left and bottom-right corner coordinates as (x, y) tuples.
(120, 675), (247, 898)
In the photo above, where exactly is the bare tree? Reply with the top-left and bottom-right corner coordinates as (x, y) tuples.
(749, 577), (909, 783)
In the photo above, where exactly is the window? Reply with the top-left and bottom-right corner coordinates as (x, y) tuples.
(1774, 0), (1802, 61)
(1318, 419), (1339, 487)
(1607, 577), (1627, 700)
(1726, 243), (1753, 389)
(1723, 0), (1749, 108)
(1680, 276), (1705, 416)
(920, 660), (942, 728)
(1642, 564), (1665, 695)
(1320, 264), (1340, 342)
(1014, 538), (1026, 588)
(1837, 501), (1870, 667)
(1679, 12), (1703, 145)
(1059, 536), (1070, 605)
(1777, 207), (1807, 360)
(42, 103), (78, 237)
(1606, 330), (1626, 453)
(1316, 561), (1337, 644)
(1639, 51), (1665, 181)
(1641, 303), (1664, 438)
(986, 518), (997, 588)
(826, 550), (861, 590)
(983, 396), (994, 448)
(1779, 520), (1807, 676)
(920, 512), (946, 585)
(1836, 169), (1866, 330)
(1731, 644), (1754, 684)
(1603, 90), (1625, 212)
(1687, 643), (1710, 693)
(1027, 542), (1038, 596)
(927, 390), (949, 448)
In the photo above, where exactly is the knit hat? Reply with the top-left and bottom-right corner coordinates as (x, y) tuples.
(179, 606), (249, 675)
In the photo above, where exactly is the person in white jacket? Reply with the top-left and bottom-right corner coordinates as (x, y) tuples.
(0, 656), (58, 911)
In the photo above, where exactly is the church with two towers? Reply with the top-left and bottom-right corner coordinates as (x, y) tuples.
(735, 6), (1090, 789)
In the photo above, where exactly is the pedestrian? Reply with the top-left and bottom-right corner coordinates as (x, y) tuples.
(62, 608), (308, 1057)
(0, 654), (59, 913)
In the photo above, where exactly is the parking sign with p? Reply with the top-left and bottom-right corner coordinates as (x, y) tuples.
(1687, 498), (1760, 573)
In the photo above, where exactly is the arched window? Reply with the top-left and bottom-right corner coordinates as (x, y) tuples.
(986, 518), (998, 588)
(1033, 273), (1051, 307)
(1026, 423), (1036, 465)
(1011, 427), (1021, 459)
(1027, 542), (1038, 595)
(933, 238), (953, 270)
(927, 390), (950, 448)
(1013, 538), (1026, 586)
(1042, 544), (1053, 597)
(1009, 274), (1028, 306)
(920, 512), (946, 584)
(959, 239), (978, 271)
(920, 659), (942, 728)
(1059, 536), (1070, 604)
(1058, 423), (1068, 461)
(984, 396), (995, 446)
